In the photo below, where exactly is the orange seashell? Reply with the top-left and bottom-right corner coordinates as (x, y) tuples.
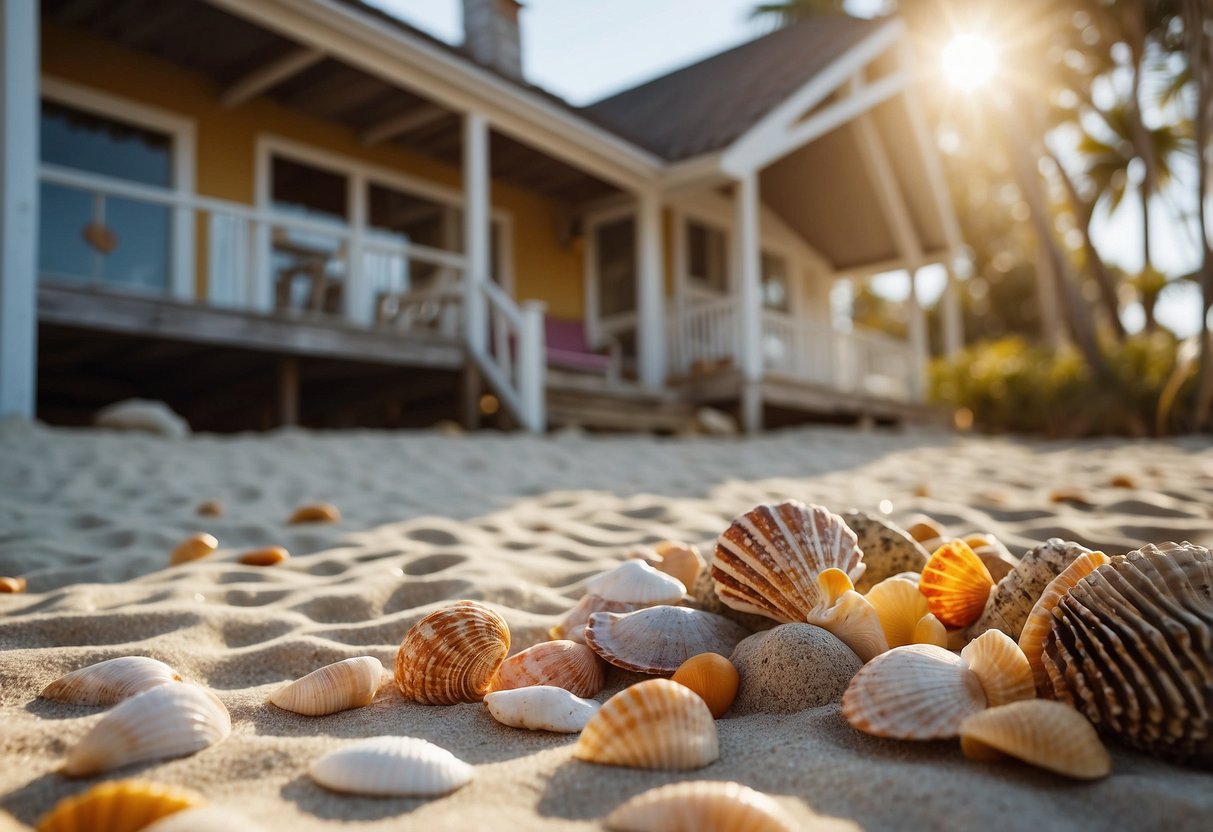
(919, 540), (994, 628)
(288, 503), (341, 524)
(490, 640), (604, 698)
(395, 600), (510, 705)
(652, 540), (706, 590)
(913, 613), (948, 647)
(1108, 474), (1136, 489)
(605, 781), (796, 832)
(960, 630), (1035, 708)
(574, 678), (718, 770)
(170, 533), (218, 566)
(37, 779), (204, 832)
(906, 517), (945, 544)
(1048, 487), (1091, 505)
(865, 576), (929, 648)
(0, 576), (27, 593)
(1017, 551), (1111, 692)
(196, 499), (224, 517)
(670, 652), (739, 718)
(237, 546), (289, 566)
(960, 700), (1111, 779)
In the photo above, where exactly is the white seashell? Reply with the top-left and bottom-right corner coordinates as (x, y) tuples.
(309, 736), (473, 797)
(41, 657), (183, 707)
(586, 560), (686, 605)
(62, 683), (231, 776)
(585, 605), (750, 675)
(143, 807), (269, 832)
(806, 569), (888, 662)
(606, 781), (797, 832)
(551, 595), (643, 643)
(484, 685), (600, 733)
(269, 656), (384, 716)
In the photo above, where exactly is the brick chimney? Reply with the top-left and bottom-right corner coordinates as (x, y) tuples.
(462, 0), (524, 80)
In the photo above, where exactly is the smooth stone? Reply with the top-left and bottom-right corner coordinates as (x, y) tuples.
(729, 623), (862, 715)
(842, 511), (929, 593)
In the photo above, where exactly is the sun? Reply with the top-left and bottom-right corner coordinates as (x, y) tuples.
(941, 33), (998, 91)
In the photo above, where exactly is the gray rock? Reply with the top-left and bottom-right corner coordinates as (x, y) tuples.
(729, 623), (862, 715)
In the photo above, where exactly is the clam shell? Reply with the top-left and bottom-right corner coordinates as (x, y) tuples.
(0, 576), (26, 593)
(806, 569), (888, 662)
(913, 613), (948, 647)
(41, 656), (183, 707)
(62, 683), (231, 777)
(574, 678), (718, 770)
(841, 644), (986, 739)
(653, 540), (706, 590)
(309, 736), (473, 797)
(605, 781), (796, 832)
(960, 630), (1035, 708)
(586, 560), (686, 605)
(288, 502), (340, 523)
(490, 640), (604, 698)
(585, 606), (750, 675)
(865, 576), (929, 648)
(551, 595), (642, 643)
(670, 652), (739, 718)
(970, 539), (1095, 640)
(484, 685), (600, 732)
(960, 700), (1112, 779)
(237, 546), (289, 566)
(713, 501), (864, 623)
(269, 656), (384, 716)
(919, 540), (994, 628)
(395, 600), (510, 705)
(1018, 551), (1110, 691)
(842, 511), (929, 592)
(143, 808), (267, 832)
(169, 533), (217, 566)
(36, 780), (205, 832)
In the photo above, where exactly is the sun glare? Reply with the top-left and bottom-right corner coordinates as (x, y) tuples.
(941, 33), (998, 91)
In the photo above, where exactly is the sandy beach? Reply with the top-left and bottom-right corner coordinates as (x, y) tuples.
(2, 419), (1212, 831)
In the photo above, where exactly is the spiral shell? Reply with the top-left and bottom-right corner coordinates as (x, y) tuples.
(605, 781), (796, 832)
(919, 540), (994, 628)
(237, 546), (289, 566)
(670, 652), (739, 718)
(585, 606), (750, 675)
(841, 511), (929, 593)
(288, 502), (341, 523)
(484, 685), (600, 732)
(309, 736), (473, 797)
(395, 600), (511, 705)
(960, 700), (1112, 779)
(37, 780), (205, 832)
(269, 656), (384, 716)
(575, 678), (718, 770)
(490, 640), (604, 698)
(41, 656), (183, 707)
(1017, 552), (1110, 691)
(169, 533), (217, 566)
(970, 539), (1095, 640)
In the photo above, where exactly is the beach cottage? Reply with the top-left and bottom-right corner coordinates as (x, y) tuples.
(0, 0), (964, 433)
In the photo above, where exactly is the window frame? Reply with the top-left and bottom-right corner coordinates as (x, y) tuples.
(582, 202), (639, 347)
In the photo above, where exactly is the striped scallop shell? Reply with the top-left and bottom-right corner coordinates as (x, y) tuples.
(713, 501), (864, 623)
(586, 560), (687, 605)
(395, 600), (510, 705)
(919, 540), (994, 628)
(309, 736), (473, 797)
(143, 808), (268, 832)
(960, 630), (1035, 708)
(841, 511), (929, 593)
(269, 656), (384, 716)
(169, 533), (217, 566)
(62, 683), (231, 777)
(41, 657), (183, 707)
(670, 652), (739, 718)
(865, 576), (930, 648)
(484, 685), (600, 733)
(585, 606), (750, 675)
(960, 700), (1112, 779)
(605, 781), (796, 832)
(574, 678), (719, 770)
(36, 780), (205, 832)
(1018, 552), (1111, 692)
(490, 640), (605, 698)
(970, 539), (1095, 640)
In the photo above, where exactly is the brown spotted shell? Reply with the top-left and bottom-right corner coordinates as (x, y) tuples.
(395, 601), (510, 705)
(969, 538), (1094, 640)
(585, 606), (750, 675)
(842, 511), (929, 592)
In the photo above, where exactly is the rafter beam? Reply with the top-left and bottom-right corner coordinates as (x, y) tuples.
(221, 46), (324, 108)
(359, 104), (448, 146)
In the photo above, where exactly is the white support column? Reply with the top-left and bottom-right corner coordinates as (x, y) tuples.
(0, 0), (39, 419)
(735, 170), (764, 433)
(463, 112), (490, 354)
(942, 261), (963, 357)
(635, 189), (666, 389)
(906, 268), (928, 391)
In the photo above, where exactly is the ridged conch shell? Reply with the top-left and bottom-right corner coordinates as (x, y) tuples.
(841, 511), (928, 592)
(36, 780), (205, 832)
(0, 576), (26, 593)
(1017, 551), (1110, 691)
(970, 538), (1095, 640)
(574, 678), (718, 770)
(489, 639), (604, 698)
(395, 600), (510, 705)
(237, 545), (289, 566)
(960, 700), (1112, 779)
(288, 502), (341, 523)
(41, 656), (183, 707)
(550, 595), (642, 643)
(865, 576), (935, 648)
(919, 540), (994, 628)
(587, 560), (687, 605)
(670, 652), (739, 718)
(806, 569), (888, 662)
(605, 781), (796, 832)
(269, 656), (384, 716)
(169, 533), (217, 566)
(652, 540), (706, 590)
(585, 606), (750, 675)
(1040, 542), (1213, 765)
(143, 808), (267, 832)
(713, 501), (864, 622)
(484, 685), (600, 732)
(62, 683), (231, 776)
(309, 736), (473, 797)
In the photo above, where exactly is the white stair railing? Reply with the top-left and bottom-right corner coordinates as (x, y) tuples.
(471, 279), (546, 432)
(667, 296), (738, 376)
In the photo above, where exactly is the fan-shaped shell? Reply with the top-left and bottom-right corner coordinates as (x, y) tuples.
(484, 685), (600, 732)
(288, 502), (341, 524)
(842, 511), (929, 593)
(395, 600), (511, 705)
(865, 576), (930, 648)
(806, 569), (888, 662)
(143, 808), (267, 832)
(585, 606), (750, 675)
(913, 614), (948, 647)
(653, 540), (706, 590)
(574, 678), (718, 770)
(1018, 551), (1110, 691)
(964, 534), (1018, 582)
(713, 501), (864, 623)
(586, 560), (686, 605)
(0, 576), (26, 593)
(550, 595), (642, 643)
(960, 630), (1035, 708)
(960, 700), (1112, 779)
(41, 656), (183, 707)
(37, 780), (205, 832)
(62, 683), (231, 777)
(670, 652), (739, 718)
(490, 640), (604, 697)
(919, 540), (994, 628)
(309, 736), (473, 797)
(237, 545), (289, 566)
(970, 539), (1095, 640)
(605, 781), (796, 832)
(269, 656), (384, 716)
(169, 533), (217, 566)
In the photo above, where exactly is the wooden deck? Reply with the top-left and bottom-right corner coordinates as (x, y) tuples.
(545, 370), (697, 433)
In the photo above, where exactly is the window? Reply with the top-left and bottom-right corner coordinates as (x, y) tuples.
(687, 220), (728, 293)
(271, 155), (347, 223)
(761, 252), (791, 312)
(594, 216), (636, 318)
(269, 155), (351, 315)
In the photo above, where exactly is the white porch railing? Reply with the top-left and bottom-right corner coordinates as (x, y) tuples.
(837, 328), (917, 401)
(667, 296), (738, 376)
(761, 311), (837, 386)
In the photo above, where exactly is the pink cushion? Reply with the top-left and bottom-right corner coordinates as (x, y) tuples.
(542, 317), (611, 373)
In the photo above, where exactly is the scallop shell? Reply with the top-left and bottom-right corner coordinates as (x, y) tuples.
(551, 595), (642, 643)
(841, 511), (929, 592)
(653, 540), (706, 590)
(960, 630), (1035, 708)
(62, 683), (231, 776)
(670, 652), (739, 718)
(1, 576), (28, 593)
(919, 540), (994, 628)
(196, 499), (223, 517)
(913, 613), (948, 647)
(41, 656), (184, 707)
(490, 640), (604, 697)
(970, 539), (1095, 641)
(605, 781), (796, 832)
(269, 656), (384, 716)
(586, 560), (686, 605)
(964, 534), (1018, 582)
(574, 678), (718, 770)
(960, 700), (1112, 779)
(288, 502), (341, 523)
(806, 569), (888, 662)
(143, 808), (268, 832)
(585, 606), (750, 675)
(169, 533), (217, 566)
(713, 501), (864, 623)
(395, 600), (510, 705)
(1017, 551), (1110, 691)
(309, 736), (473, 797)
(484, 685), (600, 732)
(237, 545), (289, 566)
(1040, 542), (1213, 764)
(36, 780), (205, 832)
(865, 576), (929, 648)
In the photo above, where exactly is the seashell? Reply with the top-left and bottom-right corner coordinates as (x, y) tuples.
(713, 501), (864, 623)
(288, 502), (340, 524)
(196, 499), (223, 517)
(960, 630), (1035, 708)
(1048, 487), (1091, 505)
(670, 652), (739, 718)
(489, 639), (604, 697)
(574, 678), (718, 770)
(0, 576), (26, 593)
(170, 533), (217, 566)
(653, 540), (706, 590)
(143, 807), (267, 832)
(269, 656), (383, 716)
(805, 569), (888, 662)
(62, 683), (231, 776)
(395, 600), (510, 705)
(1040, 542), (1213, 764)
(605, 781), (796, 832)
(1108, 474), (1136, 489)
(550, 595), (642, 643)
(237, 545), (289, 566)
(41, 656), (183, 707)
(841, 511), (929, 592)
(865, 576), (929, 648)
(586, 559), (686, 605)
(913, 613), (948, 647)
(484, 685), (600, 732)
(689, 565), (778, 633)
(960, 700), (1112, 779)
(585, 605), (750, 675)
(905, 517), (945, 544)
(37, 780), (205, 832)
(919, 540), (994, 628)
(1017, 551), (1110, 692)
(309, 736), (473, 797)
(964, 534), (1018, 582)
(970, 538), (1095, 641)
